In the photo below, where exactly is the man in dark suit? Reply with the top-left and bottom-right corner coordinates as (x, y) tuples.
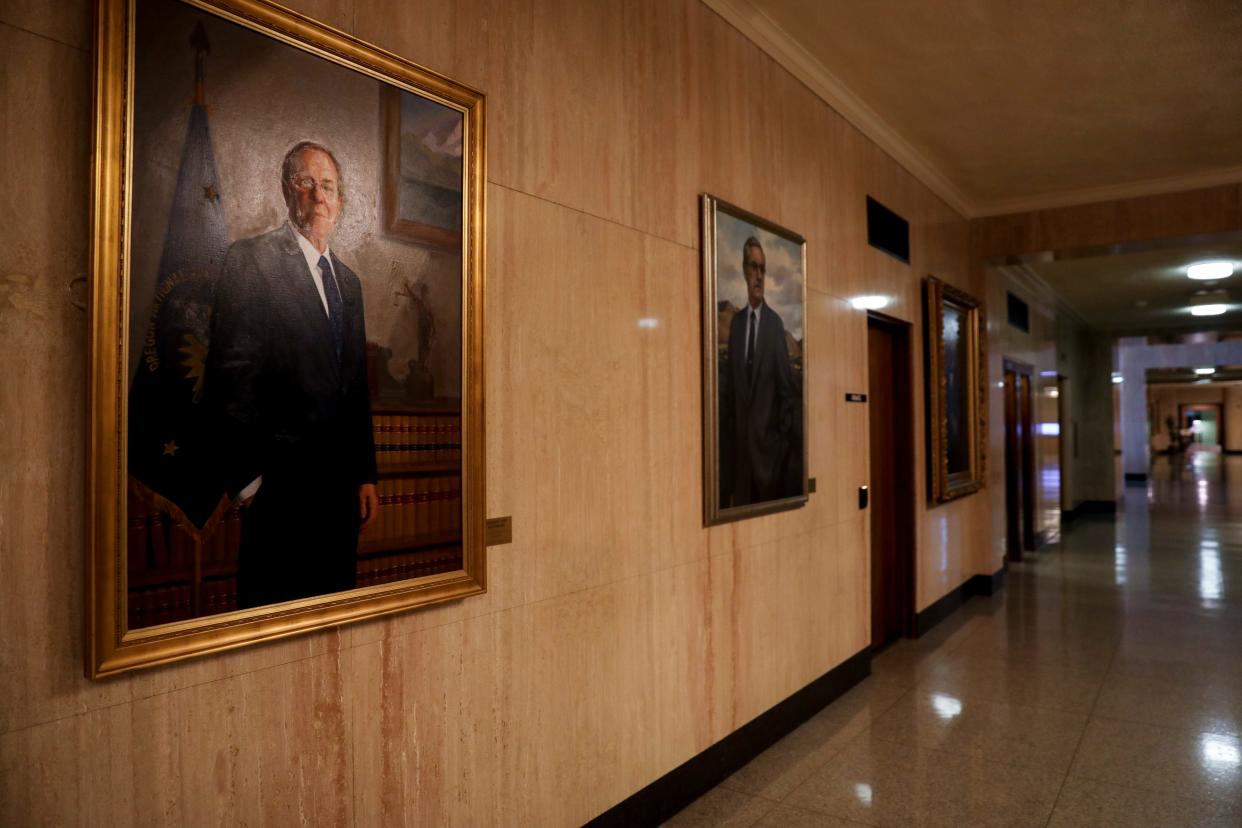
(722, 235), (796, 507)
(206, 141), (378, 607)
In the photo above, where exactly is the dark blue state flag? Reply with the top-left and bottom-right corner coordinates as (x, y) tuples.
(128, 96), (231, 533)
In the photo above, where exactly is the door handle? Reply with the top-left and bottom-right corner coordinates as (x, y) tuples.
(859, 485), (869, 509)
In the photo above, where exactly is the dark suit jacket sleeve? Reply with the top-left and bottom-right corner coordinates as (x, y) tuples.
(206, 241), (269, 498)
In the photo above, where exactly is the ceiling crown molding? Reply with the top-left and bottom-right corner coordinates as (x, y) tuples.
(702, 0), (975, 218)
(703, 0), (1242, 221)
(973, 165), (1242, 217)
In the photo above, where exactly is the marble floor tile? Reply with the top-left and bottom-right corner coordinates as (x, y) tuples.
(1048, 778), (1242, 828)
(916, 652), (1105, 714)
(867, 642), (956, 688)
(783, 733), (1064, 828)
(949, 627), (1118, 676)
(867, 691), (1088, 772)
(1069, 716), (1242, 804)
(661, 787), (777, 828)
(1092, 672), (1242, 736)
(752, 804), (872, 827)
(720, 680), (907, 800)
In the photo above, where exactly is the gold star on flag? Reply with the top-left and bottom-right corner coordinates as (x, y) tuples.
(163, 440), (179, 456)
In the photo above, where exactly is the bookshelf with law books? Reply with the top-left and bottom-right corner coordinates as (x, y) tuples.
(126, 404), (463, 629)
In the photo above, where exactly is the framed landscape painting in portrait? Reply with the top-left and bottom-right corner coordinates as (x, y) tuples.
(87, 0), (486, 677)
(701, 195), (809, 525)
(924, 276), (986, 503)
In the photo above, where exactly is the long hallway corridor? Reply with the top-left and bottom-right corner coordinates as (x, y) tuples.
(667, 455), (1242, 827)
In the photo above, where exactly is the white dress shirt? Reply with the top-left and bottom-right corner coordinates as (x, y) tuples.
(290, 220), (336, 317)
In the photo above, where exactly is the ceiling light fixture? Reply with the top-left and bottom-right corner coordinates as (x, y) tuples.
(1195, 367), (1216, 375)
(1190, 304), (1228, 317)
(1189, 288), (1230, 316)
(1187, 261), (1234, 281)
(850, 295), (891, 311)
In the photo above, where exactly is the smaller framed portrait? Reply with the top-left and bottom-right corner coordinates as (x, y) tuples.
(925, 276), (986, 503)
(701, 195), (808, 526)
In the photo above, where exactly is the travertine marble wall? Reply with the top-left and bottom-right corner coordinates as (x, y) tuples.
(0, 1), (987, 824)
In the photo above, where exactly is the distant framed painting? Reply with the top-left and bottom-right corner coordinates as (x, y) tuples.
(86, 0), (486, 677)
(383, 87), (464, 251)
(925, 276), (986, 503)
(701, 195), (808, 525)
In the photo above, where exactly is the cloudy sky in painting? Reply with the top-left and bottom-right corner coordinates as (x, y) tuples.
(715, 209), (803, 340)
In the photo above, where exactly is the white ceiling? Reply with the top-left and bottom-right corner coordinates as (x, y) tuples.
(1023, 240), (1242, 333)
(707, 0), (1242, 218)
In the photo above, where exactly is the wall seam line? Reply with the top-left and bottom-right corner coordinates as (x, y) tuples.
(0, 19), (86, 53)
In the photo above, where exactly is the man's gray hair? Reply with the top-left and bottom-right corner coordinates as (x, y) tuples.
(280, 140), (346, 204)
(742, 235), (764, 264)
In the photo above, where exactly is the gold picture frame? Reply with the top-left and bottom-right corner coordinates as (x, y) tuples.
(87, 0), (486, 677)
(701, 194), (809, 525)
(924, 276), (986, 503)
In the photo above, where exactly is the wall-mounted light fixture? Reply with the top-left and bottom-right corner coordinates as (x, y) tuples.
(849, 295), (890, 311)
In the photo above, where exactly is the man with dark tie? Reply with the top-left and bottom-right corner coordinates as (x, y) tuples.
(722, 235), (796, 507)
(206, 141), (378, 607)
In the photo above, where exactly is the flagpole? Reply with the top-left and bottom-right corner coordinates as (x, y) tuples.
(191, 22), (209, 107)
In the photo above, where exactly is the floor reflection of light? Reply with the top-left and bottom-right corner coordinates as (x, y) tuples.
(930, 693), (962, 719)
(1114, 544), (1127, 586)
(854, 783), (873, 806)
(1200, 541), (1224, 605)
(1197, 479), (1209, 509)
(1201, 734), (1241, 769)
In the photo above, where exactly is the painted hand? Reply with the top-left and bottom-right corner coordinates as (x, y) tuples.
(359, 483), (378, 532)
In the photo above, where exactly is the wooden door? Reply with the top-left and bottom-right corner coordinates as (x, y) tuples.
(867, 317), (914, 648)
(1004, 360), (1036, 561)
(1019, 373), (1036, 551)
(1004, 369), (1022, 561)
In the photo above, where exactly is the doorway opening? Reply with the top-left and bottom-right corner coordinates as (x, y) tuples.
(1003, 359), (1036, 561)
(867, 314), (915, 649)
(1180, 403), (1223, 450)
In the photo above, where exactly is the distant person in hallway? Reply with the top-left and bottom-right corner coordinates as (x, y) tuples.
(206, 141), (378, 608)
(721, 235), (797, 507)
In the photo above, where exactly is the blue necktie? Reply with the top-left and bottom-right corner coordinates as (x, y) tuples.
(318, 254), (344, 362)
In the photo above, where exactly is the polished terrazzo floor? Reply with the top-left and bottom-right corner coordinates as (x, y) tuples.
(664, 453), (1242, 827)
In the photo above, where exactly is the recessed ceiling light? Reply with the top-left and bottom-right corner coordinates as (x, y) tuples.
(849, 295), (890, 310)
(1190, 304), (1228, 316)
(1195, 367), (1216, 375)
(1187, 261), (1234, 281)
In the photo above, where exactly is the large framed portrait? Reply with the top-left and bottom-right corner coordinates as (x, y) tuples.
(701, 195), (809, 525)
(924, 276), (986, 503)
(87, 0), (486, 677)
